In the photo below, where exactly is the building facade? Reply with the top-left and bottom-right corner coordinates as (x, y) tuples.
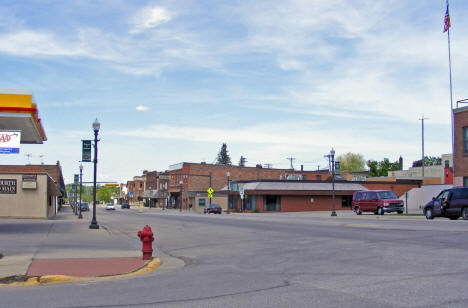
(223, 180), (419, 213)
(454, 106), (468, 186)
(0, 172), (61, 218)
(166, 162), (332, 212)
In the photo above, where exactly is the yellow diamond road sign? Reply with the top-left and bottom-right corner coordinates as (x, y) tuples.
(207, 187), (214, 194)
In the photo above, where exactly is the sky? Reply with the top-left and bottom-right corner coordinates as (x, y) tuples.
(1, 0), (467, 184)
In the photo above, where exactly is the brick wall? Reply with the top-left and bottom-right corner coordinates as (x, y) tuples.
(169, 163), (331, 193)
(281, 195), (343, 212)
(360, 182), (418, 198)
(232, 194), (345, 212)
(127, 180), (145, 201)
(145, 171), (158, 190)
(454, 107), (468, 185)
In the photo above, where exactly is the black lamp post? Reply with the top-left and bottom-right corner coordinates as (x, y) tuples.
(325, 148), (337, 217)
(226, 171), (230, 211)
(74, 184), (78, 215)
(78, 163), (83, 219)
(89, 118), (100, 229)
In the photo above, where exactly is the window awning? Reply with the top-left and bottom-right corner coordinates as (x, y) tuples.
(0, 89), (47, 144)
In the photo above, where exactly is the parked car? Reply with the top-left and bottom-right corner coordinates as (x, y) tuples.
(204, 204), (222, 214)
(80, 202), (89, 211)
(106, 203), (115, 210)
(423, 187), (468, 220)
(352, 190), (404, 215)
(121, 203), (130, 209)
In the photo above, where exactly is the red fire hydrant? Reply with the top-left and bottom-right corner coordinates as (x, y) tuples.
(137, 225), (154, 260)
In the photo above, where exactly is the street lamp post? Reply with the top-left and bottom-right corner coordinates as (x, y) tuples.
(74, 184), (78, 215)
(89, 118), (100, 229)
(226, 171), (230, 211)
(179, 180), (183, 212)
(325, 148), (337, 217)
(79, 164), (83, 219)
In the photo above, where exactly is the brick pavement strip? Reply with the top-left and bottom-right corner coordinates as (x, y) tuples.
(0, 258), (161, 286)
(27, 257), (146, 277)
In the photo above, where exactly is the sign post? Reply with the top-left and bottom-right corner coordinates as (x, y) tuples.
(239, 187), (244, 212)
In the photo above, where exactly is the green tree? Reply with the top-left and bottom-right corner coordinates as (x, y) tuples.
(336, 152), (366, 172)
(216, 143), (232, 165)
(367, 158), (400, 177)
(412, 156), (442, 167)
(97, 186), (119, 203)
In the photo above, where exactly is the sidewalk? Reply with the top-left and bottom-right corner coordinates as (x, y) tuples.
(0, 206), (158, 285)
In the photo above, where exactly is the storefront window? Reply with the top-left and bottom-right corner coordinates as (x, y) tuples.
(464, 127), (468, 153)
(229, 195), (238, 209)
(264, 195), (280, 211)
(244, 195), (256, 210)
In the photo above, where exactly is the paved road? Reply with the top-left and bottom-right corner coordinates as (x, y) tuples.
(2, 208), (468, 307)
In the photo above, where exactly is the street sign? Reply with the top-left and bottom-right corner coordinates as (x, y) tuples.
(105, 183), (119, 187)
(82, 140), (92, 162)
(74, 174), (79, 184)
(335, 161), (341, 175)
(207, 187), (214, 198)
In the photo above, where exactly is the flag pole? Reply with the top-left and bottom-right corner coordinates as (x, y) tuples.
(446, 0), (455, 176)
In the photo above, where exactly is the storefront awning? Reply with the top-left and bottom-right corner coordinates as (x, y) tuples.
(0, 89), (47, 144)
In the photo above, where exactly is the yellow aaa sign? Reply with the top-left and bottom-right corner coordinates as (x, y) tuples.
(207, 187), (214, 198)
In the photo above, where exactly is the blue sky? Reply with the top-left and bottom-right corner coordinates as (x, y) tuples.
(1, 0), (467, 184)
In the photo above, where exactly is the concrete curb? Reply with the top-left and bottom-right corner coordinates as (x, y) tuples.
(0, 258), (161, 287)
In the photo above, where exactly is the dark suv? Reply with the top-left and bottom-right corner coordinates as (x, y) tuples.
(204, 204), (222, 214)
(352, 190), (404, 215)
(423, 187), (468, 220)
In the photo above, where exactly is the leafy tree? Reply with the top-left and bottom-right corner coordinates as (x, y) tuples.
(336, 152), (366, 172)
(367, 158), (400, 177)
(216, 143), (232, 165)
(412, 156), (442, 167)
(97, 186), (119, 203)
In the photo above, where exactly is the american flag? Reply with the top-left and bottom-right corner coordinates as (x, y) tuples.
(444, 3), (451, 32)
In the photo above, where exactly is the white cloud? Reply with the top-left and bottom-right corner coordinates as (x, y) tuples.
(136, 105), (149, 111)
(128, 6), (172, 34)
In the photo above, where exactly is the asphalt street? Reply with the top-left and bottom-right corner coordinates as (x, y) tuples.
(2, 208), (468, 307)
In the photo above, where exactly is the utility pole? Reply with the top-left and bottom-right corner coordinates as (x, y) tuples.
(286, 157), (295, 170)
(419, 116), (429, 180)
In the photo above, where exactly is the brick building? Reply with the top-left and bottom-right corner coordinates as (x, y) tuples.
(140, 171), (170, 208)
(454, 106), (468, 186)
(166, 162), (332, 212)
(126, 175), (145, 203)
(223, 180), (420, 213)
